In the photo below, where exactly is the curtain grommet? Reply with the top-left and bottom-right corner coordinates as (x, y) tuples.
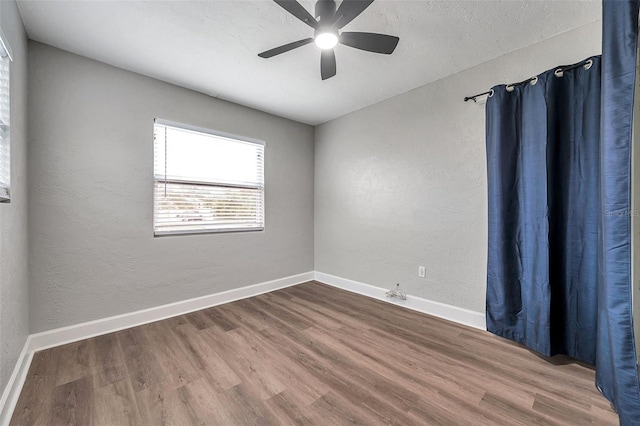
(530, 76), (538, 86)
(554, 68), (564, 78)
(488, 89), (494, 98)
(584, 59), (593, 70)
(506, 84), (515, 92)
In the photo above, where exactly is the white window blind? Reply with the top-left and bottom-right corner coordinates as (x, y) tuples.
(153, 119), (265, 235)
(0, 28), (12, 202)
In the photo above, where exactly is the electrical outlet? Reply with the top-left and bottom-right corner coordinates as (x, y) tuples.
(418, 266), (426, 278)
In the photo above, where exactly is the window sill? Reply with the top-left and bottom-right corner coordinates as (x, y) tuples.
(154, 227), (264, 237)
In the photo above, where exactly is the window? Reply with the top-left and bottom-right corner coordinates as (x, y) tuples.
(153, 119), (265, 236)
(0, 28), (12, 202)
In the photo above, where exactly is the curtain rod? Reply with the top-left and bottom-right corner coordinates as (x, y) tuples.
(464, 59), (594, 103)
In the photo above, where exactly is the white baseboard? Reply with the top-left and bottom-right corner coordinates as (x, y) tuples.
(29, 271), (314, 352)
(314, 271), (486, 330)
(0, 337), (33, 426)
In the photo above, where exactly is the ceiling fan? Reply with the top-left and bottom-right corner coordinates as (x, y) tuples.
(258, 0), (400, 80)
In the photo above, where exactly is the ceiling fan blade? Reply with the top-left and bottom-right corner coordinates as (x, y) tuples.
(321, 49), (336, 80)
(339, 32), (399, 54)
(258, 38), (314, 58)
(333, 0), (375, 29)
(273, 0), (319, 29)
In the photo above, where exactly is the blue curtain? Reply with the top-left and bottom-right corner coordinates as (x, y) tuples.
(598, 1), (640, 423)
(487, 1), (640, 422)
(486, 58), (602, 364)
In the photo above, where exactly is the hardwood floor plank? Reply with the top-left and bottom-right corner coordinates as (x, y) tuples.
(201, 306), (239, 332)
(172, 323), (242, 391)
(227, 327), (329, 406)
(183, 310), (216, 331)
(142, 321), (201, 390)
(199, 326), (286, 400)
(283, 289), (371, 330)
(256, 325), (433, 423)
(93, 379), (143, 426)
(90, 332), (128, 388)
(308, 391), (381, 426)
(117, 327), (164, 392)
(343, 324), (540, 409)
(248, 296), (314, 331)
(10, 281), (618, 425)
(53, 339), (94, 387)
(479, 392), (561, 426)
(50, 377), (93, 426)
(134, 383), (201, 425)
(10, 350), (59, 426)
(589, 403), (621, 423)
(304, 324), (484, 404)
(265, 391), (315, 426)
(532, 393), (604, 425)
(407, 402), (467, 426)
(412, 389), (507, 426)
(177, 378), (236, 425)
(267, 293), (344, 330)
(302, 327), (422, 411)
(215, 301), (269, 332)
(218, 383), (280, 425)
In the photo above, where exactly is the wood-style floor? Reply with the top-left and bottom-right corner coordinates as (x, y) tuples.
(11, 281), (617, 425)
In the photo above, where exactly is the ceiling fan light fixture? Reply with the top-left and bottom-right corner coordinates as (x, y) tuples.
(314, 31), (338, 49)
(260, 0), (399, 80)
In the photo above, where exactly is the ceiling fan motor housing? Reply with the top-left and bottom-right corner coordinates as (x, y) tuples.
(315, 0), (337, 24)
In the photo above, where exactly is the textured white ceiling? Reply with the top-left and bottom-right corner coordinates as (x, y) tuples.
(17, 1), (600, 125)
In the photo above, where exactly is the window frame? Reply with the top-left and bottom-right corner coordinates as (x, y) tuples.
(152, 118), (265, 237)
(0, 26), (13, 203)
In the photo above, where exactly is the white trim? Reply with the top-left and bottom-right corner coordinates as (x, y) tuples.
(0, 26), (13, 61)
(314, 271), (486, 330)
(29, 271), (313, 352)
(0, 337), (33, 426)
(154, 118), (265, 146)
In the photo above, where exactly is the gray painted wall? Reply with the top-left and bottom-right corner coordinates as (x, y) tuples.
(0, 0), (28, 400)
(315, 23), (602, 313)
(28, 42), (314, 333)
